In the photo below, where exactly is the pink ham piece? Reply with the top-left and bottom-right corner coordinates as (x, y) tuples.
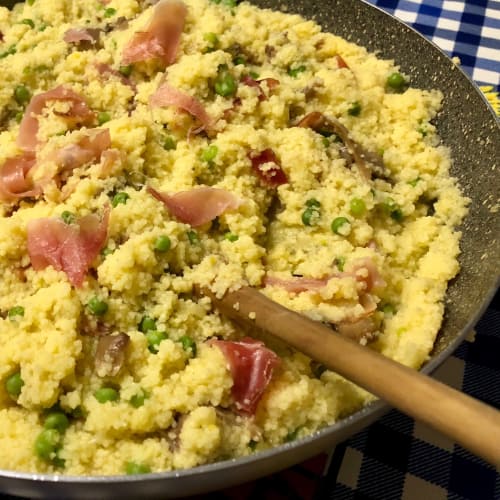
(148, 186), (240, 227)
(18, 86), (95, 153)
(55, 129), (111, 172)
(63, 28), (101, 46)
(349, 257), (386, 292)
(122, 0), (187, 66)
(0, 153), (41, 202)
(27, 206), (109, 287)
(211, 338), (280, 415)
(334, 55), (349, 69)
(149, 82), (213, 133)
(263, 275), (329, 294)
(248, 149), (288, 187)
(241, 75), (279, 101)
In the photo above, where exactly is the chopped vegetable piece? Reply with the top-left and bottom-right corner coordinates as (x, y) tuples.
(61, 211), (75, 224)
(139, 316), (157, 332)
(154, 235), (171, 252)
(5, 372), (24, 397)
(179, 335), (197, 356)
(387, 72), (406, 91)
(187, 230), (199, 244)
(224, 232), (238, 242)
(15, 111), (23, 123)
(44, 412), (69, 433)
(14, 85), (31, 105)
(125, 462), (151, 475)
(0, 45), (16, 59)
(334, 256), (346, 272)
(331, 217), (351, 235)
(214, 65), (237, 97)
(350, 198), (366, 216)
(21, 19), (35, 29)
(118, 65), (133, 77)
(203, 32), (219, 51)
(380, 303), (396, 315)
(322, 137), (330, 147)
(97, 111), (111, 125)
(146, 330), (168, 353)
(8, 306), (24, 319)
(87, 297), (108, 316)
(94, 387), (119, 403)
(104, 7), (117, 18)
(248, 71), (259, 79)
(112, 192), (129, 207)
(233, 55), (245, 65)
(34, 429), (60, 461)
(201, 144), (218, 162)
(287, 65), (306, 78)
(101, 247), (114, 257)
(129, 389), (148, 408)
(161, 135), (176, 151)
(348, 101), (361, 116)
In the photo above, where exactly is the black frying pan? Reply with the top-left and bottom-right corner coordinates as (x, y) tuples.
(0, 0), (498, 498)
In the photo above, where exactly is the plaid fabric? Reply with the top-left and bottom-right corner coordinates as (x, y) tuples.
(366, 0), (500, 89)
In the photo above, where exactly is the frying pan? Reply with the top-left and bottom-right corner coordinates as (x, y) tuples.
(0, 0), (498, 498)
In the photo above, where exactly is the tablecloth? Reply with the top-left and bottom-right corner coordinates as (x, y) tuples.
(198, 1), (500, 499)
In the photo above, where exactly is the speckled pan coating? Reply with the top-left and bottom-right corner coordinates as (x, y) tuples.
(0, 0), (498, 498)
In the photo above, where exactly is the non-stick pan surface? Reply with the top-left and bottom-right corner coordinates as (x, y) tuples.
(0, 0), (498, 498)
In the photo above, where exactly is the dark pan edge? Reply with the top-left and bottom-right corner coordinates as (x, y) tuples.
(0, 0), (498, 497)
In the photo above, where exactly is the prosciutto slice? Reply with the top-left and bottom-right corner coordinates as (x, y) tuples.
(63, 28), (101, 48)
(27, 206), (109, 287)
(150, 82), (213, 133)
(122, 0), (187, 66)
(55, 129), (111, 171)
(18, 86), (95, 153)
(211, 338), (280, 415)
(248, 149), (288, 187)
(241, 76), (279, 101)
(263, 275), (329, 294)
(148, 186), (240, 227)
(0, 153), (40, 202)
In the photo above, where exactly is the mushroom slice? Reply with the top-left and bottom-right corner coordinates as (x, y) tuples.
(95, 333), (130, 377)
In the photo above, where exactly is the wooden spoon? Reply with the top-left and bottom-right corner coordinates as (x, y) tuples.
(205, 286), (500, 467)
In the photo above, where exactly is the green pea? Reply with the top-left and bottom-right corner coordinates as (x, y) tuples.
(139, 316), (156, 333)
(0, 45), (16, 59)
(334, 256), (345, 272)
(187, 230), (199, 245)
(161, 135), (176, 151)
(380, 303), (396, 315)
(408, 177), (421, 187)
(154, 235), (171, 252)
(118, 65), (133, 77)
(14, 85), (31, 105)
(21, 18), (35, 29)
(417, 126), (427, 137)
(38, 23), (47, 32)
(311, 361), (327, 379)
(322, 137), (330, 147)
(248, 71), (259, 79)
(221, 0), (237, 6)
(34, 429), (61, 461)
(129, 389), (148, 408)
(179, 335), (197, 356)
(305, 198), (321, 209)
(302, 207), (319, 226)
(349, 198), (366, 216)
(201, 144), (218, 162)
(146, 330), (168, 353)
(233, 55), (246, 66)
(61, 211), (75, 224)
(97, 111), (111, 125)
(381, 198), (404, 222)
(15, 111), (23, 123)
(284, 428), (300, 442)
(27, 0), (35, 4)
(112, 191), (129, 207)
(94, 387), (119, 403)
(101, 247), (114, 257)
(87, 296), (108, 316)
(287, 65), (306, 78)
(203, 32), (219, 50)
(8, 306), (24, 319)
(104, 7), (117, 18)
(387, 72), (407, 91)
(348, 101), (361, 116)
(331, 217), (350, 236)
(224, 232), (239, 242)
(44, 412), (69, 433)
(5, 372), (24, 397)
(214, 66), (237, 97)
(248, 440), (258, 451)
(125, 461), (151, 475)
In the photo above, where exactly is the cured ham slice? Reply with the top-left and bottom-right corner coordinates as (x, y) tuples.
(248, 149), (288, 187)
(122, 0), (187, 66)
(148, 186), (240, 227)
(241, 76), (279, 101)
(211, 338), (280, 415)
(63, 28), (101, 48)
(0, 153), (40, 202)
(149, 82), (213, 133)
(263, 275), (329, 294)
(27, 206), (109, 287)
(55, 129), (111, 171)
(349, 257), (386, 292)
(18, 86), (95, 153)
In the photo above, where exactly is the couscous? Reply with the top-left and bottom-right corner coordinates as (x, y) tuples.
(0, 0), (468, 475)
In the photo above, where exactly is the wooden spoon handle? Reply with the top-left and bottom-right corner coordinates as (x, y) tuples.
(208, 286), (500, 466)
